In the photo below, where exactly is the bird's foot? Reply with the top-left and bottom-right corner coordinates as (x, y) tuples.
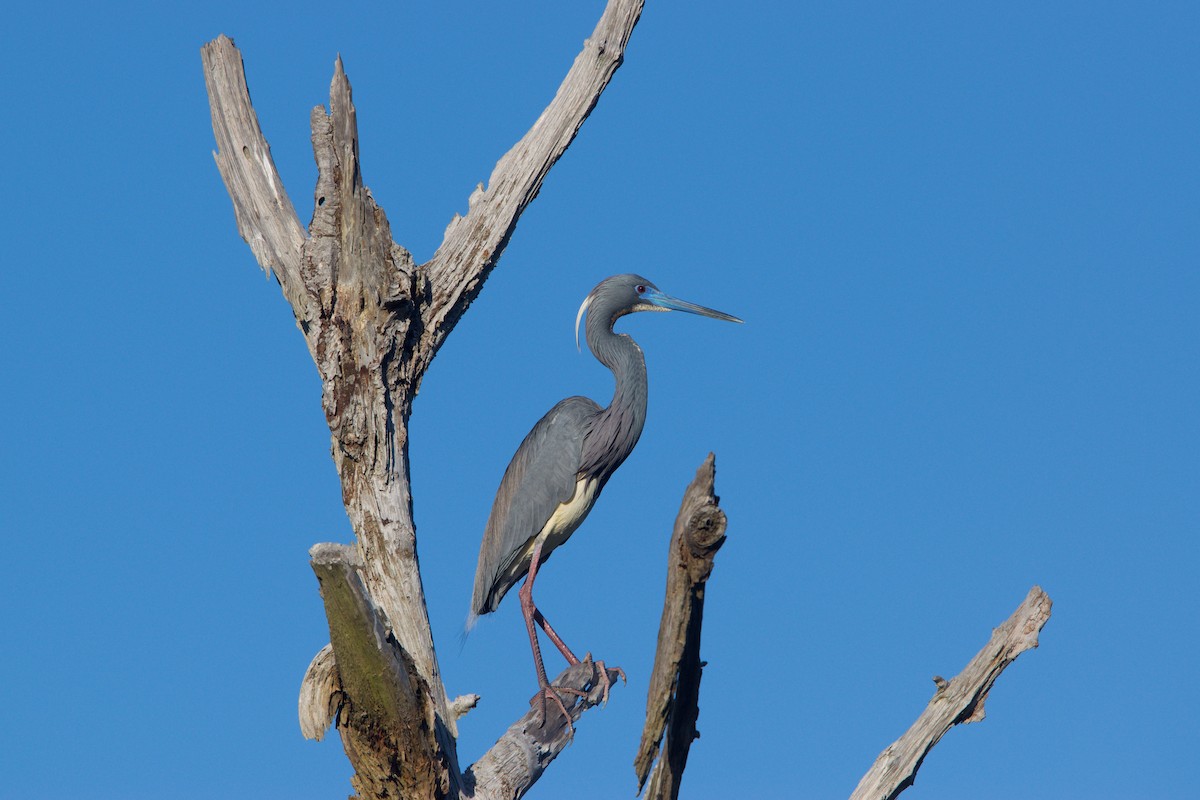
(530, 683), (587, 735)
(583, 653), (626, 707)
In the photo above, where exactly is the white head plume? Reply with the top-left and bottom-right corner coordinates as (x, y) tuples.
(574, 292), (592, 352)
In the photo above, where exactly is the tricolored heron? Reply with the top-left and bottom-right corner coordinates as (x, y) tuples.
(468, 273), (741, 728)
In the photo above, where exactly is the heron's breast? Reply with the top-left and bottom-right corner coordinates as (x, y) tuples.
(535, 477), (600, 555)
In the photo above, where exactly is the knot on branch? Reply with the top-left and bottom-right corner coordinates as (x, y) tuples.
(684, 504), (726, 559)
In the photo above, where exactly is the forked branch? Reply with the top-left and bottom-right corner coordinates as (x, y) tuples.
(201, 3), (646, 797)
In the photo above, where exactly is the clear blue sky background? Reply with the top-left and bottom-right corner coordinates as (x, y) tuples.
(3, 3), (1196, 798)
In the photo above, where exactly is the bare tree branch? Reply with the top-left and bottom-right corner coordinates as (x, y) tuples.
(464, 662), (624, 800)
(635, 453), (727, 800)
(301, 58), (442, 749)
(849, 586), (1053, 800)
(414, 0), (646, 379)
(201, 35), (316, 335)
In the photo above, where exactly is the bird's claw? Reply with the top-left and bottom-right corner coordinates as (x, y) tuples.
(531, 684), (586, 735)
(585, 656), (625, 707)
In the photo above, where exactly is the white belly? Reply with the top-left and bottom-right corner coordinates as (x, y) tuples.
(535, 477), (600, 557)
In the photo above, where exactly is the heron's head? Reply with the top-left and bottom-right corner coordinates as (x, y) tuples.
(575, 273), (742, 349)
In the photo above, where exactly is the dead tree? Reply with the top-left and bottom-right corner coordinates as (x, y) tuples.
(203, 3), (649, 797)
(200, 5), (1050, 797)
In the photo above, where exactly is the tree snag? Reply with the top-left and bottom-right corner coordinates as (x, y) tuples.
(635, 453), (727, 800)
(201, 2), (645, 797)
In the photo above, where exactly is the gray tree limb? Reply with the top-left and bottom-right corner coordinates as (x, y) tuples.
(849, 586), (1053, 800)
(201, 39), (316, 340)
(634, 454), (727, 800)
(464, 661), (624, 800)
(418, 0), (645, 377)
(200, 3), (646, 797)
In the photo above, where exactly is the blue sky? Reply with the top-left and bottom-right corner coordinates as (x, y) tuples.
(3, 2), (1197, 798)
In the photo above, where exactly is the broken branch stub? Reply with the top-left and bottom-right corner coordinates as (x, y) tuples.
(635, 453), (728, 800)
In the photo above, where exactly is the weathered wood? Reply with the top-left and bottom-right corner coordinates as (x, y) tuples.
(303, 54), (442, 744)
(300, 644), (479, 745)
(414, 0), (646, 381)
(201, 3), (647, 796)
(299, 643), (340, 742)
(311, 543), (457, 799)
(465, 661), (625, 800)
(201, 35), (317, 340)
(634, 454), (727, 800)
(849, 586), (1053, 800)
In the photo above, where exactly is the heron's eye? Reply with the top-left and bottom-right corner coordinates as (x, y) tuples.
(635, 285), (646, 294)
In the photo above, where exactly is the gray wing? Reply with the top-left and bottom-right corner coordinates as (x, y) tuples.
(470, 396), (600, 618)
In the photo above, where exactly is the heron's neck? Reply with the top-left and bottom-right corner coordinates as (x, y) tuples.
(602, 335), (647, 416)
(584, 318), (648, 480)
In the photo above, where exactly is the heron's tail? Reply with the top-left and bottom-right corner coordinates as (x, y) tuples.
(459, 612), (480, 653)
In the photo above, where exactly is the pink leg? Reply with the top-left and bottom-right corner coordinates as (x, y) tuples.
(527, 560), (625, 707)
(531, 607), (580, 664)
(519, 539), (585, 731)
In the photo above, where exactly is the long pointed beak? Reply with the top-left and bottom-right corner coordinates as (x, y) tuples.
(645, 289), (743, 324)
